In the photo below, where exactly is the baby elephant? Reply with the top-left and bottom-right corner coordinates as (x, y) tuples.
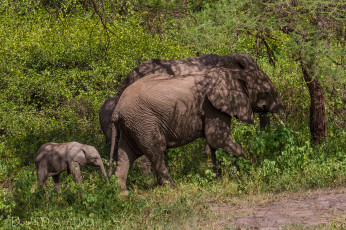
(35, 142), (108, 190)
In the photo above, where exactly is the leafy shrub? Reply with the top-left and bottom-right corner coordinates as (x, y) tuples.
(0, 0), (345, 228)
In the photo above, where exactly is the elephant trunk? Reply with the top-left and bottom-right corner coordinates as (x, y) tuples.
(259, 113), (270, 131)
(98, 161), (108, 181)
(108, 120), (118, 178)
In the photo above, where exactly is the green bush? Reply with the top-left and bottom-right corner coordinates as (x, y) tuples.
(0, 0), (345, 228)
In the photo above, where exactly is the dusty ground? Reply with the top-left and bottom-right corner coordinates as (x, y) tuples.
(209, 188), (346, 229)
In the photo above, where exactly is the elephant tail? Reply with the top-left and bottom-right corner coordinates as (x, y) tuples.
(108, 114), (119, 178)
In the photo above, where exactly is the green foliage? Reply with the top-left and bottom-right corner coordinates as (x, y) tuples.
(235, 125), (346, 193)
(0, 0), (345, 228)
(0, 0), (190, 178)
(0, 170), (212, 229)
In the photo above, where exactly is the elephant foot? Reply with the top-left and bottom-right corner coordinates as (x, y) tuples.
(54, 183), (61, 191)
(158, 178), (175, 189)
(119, 189), (129, 196)
(138, 157), (152, 176)
(37, 184), (45, 191)
(213, 166), (222, 178)
(168, 182), (176, 189)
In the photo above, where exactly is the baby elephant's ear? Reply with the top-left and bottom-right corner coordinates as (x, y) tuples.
(73, 150), (87, 165)
(206, 70), (254, 124)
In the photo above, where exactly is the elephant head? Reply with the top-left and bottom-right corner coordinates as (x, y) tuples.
(238, 69), (284, 115)
(205, 68), (284, 124)
(72, 144), (108, 179)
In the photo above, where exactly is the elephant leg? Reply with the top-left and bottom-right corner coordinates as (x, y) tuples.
(204, 144), (211, 158)
(37, 167), (48, 187)
(146, 147), (173, 187)
(139, 132), (173, 188)
(205, 143), (221, 175)
(150, 153), (173, 188)
(138, 156), (152, 176)
(204, 111), (245, 158)
(37, 175), (48, 187)
(205, 117), (244, 176)
(70, 161), (83, 183)
(259, 113), (270, 130)
(216, 135), (244, 157)
(209, 147), (222, 177)
(115, 137), (138, 195)
(53, 175), (61, 190)
(206, 130), (244, 158)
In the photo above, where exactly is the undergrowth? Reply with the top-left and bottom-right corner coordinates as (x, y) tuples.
(0, 0), (345, 229)
(1, 125), (344, 229)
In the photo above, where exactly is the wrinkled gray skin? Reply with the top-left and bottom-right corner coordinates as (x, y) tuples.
(99, 53), (269, 175)
(35, 142), (108, 190)
(108, 68), (284, 194)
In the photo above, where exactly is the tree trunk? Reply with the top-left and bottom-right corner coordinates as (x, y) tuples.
(301, 61), (327, 145)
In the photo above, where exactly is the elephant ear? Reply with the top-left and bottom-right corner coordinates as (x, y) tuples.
(206, 70), (254, 124)
(72, 149), (87, 166)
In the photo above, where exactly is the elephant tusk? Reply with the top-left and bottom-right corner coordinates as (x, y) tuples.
(273, 113), (299, 134)
(273, 113), (285, 126)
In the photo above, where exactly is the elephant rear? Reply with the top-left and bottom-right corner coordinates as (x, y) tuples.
(115, 74), (208, 147)
(35, 143), (69, 176)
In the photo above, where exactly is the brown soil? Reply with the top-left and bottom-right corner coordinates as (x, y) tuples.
(209, 188), (346, 229)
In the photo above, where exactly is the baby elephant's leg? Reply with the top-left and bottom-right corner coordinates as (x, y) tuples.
(70, 161), (83, 183)
(53, 175), (61, 190)
(37, 167), (48, 187)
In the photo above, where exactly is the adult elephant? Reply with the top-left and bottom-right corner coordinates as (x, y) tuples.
(108, 68), (284, 194)
(100, 53), (265, 142)
(99, 53), (269, 174)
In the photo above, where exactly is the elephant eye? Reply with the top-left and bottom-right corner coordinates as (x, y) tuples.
(259, 92), (269, 99)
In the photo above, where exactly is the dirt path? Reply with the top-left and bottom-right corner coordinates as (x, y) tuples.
(209, 188), (346, 229)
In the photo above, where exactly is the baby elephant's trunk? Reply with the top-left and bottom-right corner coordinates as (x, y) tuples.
(99, 162), (108, 182)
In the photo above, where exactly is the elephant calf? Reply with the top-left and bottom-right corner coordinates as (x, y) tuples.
(35, 142), (107, 190)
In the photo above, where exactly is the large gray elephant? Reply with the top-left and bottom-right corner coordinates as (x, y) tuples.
(100, 53), (269, 175)
(35, 142), (108, 190)
(100, 53), (264, 142)
(108, 68), (284, 194)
